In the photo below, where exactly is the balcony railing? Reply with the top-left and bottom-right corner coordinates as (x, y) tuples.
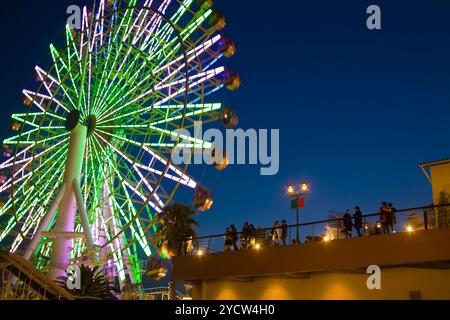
(181, 203), (450, 256)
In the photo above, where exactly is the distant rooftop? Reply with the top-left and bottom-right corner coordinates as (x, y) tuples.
(419, 158), (450, 168)
(419, 157), (450, 182)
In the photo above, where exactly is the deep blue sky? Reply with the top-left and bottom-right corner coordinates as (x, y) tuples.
(1, 1), (450, 237)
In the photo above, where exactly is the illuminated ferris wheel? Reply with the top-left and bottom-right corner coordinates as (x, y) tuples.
(0, 0), (239, 288)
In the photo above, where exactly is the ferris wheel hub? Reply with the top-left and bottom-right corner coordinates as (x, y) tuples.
(86, 114), (97, 136)
(65, 109), (81, 131)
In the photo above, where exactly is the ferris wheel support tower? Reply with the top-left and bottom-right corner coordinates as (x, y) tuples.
(24, 112), (95, 280)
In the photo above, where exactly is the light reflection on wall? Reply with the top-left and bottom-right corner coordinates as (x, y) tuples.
(321, 276), (358, 300)
(261, 283), (291, 300)
(216, 285), (239, 300)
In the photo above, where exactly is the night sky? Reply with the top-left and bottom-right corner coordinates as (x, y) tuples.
(1, 0), (450, 237)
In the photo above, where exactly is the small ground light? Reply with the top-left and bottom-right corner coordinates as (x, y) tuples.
(158, 269), (167, 278)
(197, 249), (204, 256)
(323, 236), (330, 242)
(255, 243), (261, 250)
(406, 225), (413, 232)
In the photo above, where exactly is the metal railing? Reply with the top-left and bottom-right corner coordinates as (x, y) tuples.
(181, 203), (450, 256)
(0, 250), (74, 300)
(141, 287), (184, 300)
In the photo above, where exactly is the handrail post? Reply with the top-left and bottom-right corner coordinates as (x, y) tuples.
(207, 237), (211, 253)
(423, 209), (428, 230)
(337, 219), (340, 240)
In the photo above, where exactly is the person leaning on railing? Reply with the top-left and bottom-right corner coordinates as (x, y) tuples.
(281, 220), (288, 245)
(240, 222), (250, 250)
(353, 207), (363, 237)
(379, 201), (390, 234)
(388, 203), (397, 232)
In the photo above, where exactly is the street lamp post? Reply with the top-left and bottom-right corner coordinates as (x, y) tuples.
(287, 182), (309, 243)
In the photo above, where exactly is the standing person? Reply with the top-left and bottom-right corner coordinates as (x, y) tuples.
(241, 223), (249, 250)
(281, 220), (288, 245)
(341, 209), (353, 239)
(388, 203), (397, 233)
(379, 201), (389, 234)
(353, 206), (363, 237)
(185, 236), (194, 255)
(271, 220), (281, 246)
(224, 227), (232, 252)
(230, 224), (239, 251)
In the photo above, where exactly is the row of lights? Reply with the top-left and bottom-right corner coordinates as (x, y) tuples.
(194, 225), (415, 256)
(322, 225), (415, 243)
(196, 243), (262, 256)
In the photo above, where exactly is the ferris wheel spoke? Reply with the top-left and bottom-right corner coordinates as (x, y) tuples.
(132, 0), (193, 57)
(0, 151), (68, 216)
(93, 129), (198, 191)
(0, 151), (66, 242)
(0, 142), (68, 195)
(35, 65), (78, 112)
(96, 6), (215, 118)
(89, 135), (165, 219)
(92, 27), (180, 120)
(65, 25), (82, 73)
(11, 112), (65, 129)
(91, 132), (166, 209)
(96, 207), (128, 282)
(148, 8), (212, 65)
(90, 147), (153, 257)
(156, 66), (224, 92)
(22, 89), (70, 115)
(142, 145), (197, 189)
(110, 193), (152, 257)
(146, 66), (225, 107)
(50, 44), (81, 100)
(0, 137), (69, 177)
(97, 103), (220, 128)
(142, 0), (194, 53)
(95, 126), (212, 157)
(4, 129), (69, 146)
(10, 165), (65, 251)
(0, 189), (36, 242)
(10, 199), (41, 252)
(89, 0), (106, 52)
(0, 144), (35, 170)
(125, 0), (168, 46)
(99, 65), (222, 120)
(90, 1), (140, 110)
(153, 34), (222, 81)
(94, 64), (176, 120)
(92, 44), (161, 117)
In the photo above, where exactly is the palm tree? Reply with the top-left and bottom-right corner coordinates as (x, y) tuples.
(153, 203), (199, 300)
(56, 265), (119, 300)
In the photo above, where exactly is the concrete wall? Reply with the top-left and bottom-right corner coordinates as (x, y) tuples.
(175, 228), (450, 300)
(174, 228), (450, 281)
(192, 268), (450, 300)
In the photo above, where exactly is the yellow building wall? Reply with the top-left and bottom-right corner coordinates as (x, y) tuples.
(430, 163), (450, 205)
(193, 268), (450, 300)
